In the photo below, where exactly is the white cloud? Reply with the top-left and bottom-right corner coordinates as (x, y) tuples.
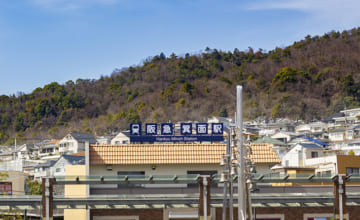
(245, 0), (360, 29)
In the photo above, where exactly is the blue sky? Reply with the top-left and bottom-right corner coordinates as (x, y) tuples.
(0, 0), (359, 95)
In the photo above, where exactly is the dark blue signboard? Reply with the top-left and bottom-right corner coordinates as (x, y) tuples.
(130, 123), (141, 135)
(196, 123), (208, 135)
(130, 135), (224, 143)
(181, 123), (192, 135)
(212, 123), (223, 135)
(129, 122), (224, 143)
(161, 123), (173, 135)
(145, 123), (157, 135)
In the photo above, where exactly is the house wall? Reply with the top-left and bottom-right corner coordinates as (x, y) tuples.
(111, 133), (130, 145)
(51, 157), (69, 176)
(64, 165), (87, 220)
(282, 145), (325, 167)
(329, 131), (345, 142)
(282, 146), (300, 167)
(60, 135), (81, 154)
(337, 155), (360, 175)
(303, 148), (324, 162)
(256, 163), (276, 174)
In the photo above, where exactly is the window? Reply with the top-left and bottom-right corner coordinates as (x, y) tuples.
(122, 140), (129, 144)
(118, 171), (145, 188)
(56, 168), (62, 173)
(346, 167), (360, 175)
(187, 170), (217, 187)
(311, 151), (318, 158)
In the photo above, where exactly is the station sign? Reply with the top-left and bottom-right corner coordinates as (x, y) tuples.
(130, 123), (224, 143)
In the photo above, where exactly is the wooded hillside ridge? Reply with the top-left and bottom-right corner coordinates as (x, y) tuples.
(2, 27), (360, 145)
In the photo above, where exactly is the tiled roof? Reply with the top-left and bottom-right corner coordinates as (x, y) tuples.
(249, 143), (281, 164)
(44, 139), (60, 145)
(90, 144), (225, 165)
(72, 152), (85, 156)
(89, 143), (281, 165)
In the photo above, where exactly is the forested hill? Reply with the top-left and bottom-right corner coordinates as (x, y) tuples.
(2, 27), (360, 144)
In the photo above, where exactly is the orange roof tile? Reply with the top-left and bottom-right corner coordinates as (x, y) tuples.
(90, 144), (224, 165)
(249, 143), (281, 164)
(90, 143), (281, 165)
(44, 139), (60, 145)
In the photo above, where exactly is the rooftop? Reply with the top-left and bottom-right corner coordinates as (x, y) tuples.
(89, 143), (281, 165)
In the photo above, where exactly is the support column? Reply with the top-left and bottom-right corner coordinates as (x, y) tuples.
(334, 174), (347, 220)
(199, 177), (211, 220)
(42, 177), (53, 220)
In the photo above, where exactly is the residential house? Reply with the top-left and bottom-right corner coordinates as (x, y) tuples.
(51, 154), (85, 177)
(51, 154), (85, 196)
(33, 160), (56, 181)
(282, 143), (325, 167)
(271, 131), (298, 144)
(23, 163), (38, 180)
(249, 143), (281, 173)
(252, 136), (288, 160)
(295, 121), (327, 134)
(38, 140), (59, 158)
(332, 107), (360, 125)
(59, 132), (97, 155)
(0, 152), (14, 162)
(207, 116), (234, 127)
(306, 155), (360, 177)
(110, 131), (131, 145)
(15, 144), (37, 159)
(96, 136), (112, 145)
(248, 118), (298, 136)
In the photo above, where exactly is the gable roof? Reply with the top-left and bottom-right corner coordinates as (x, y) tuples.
(69, 132), (97, 144)
(61, 155), (85, 165)
(249, 143), (281, 164)
(90, 144), (224, 165)
(253, 136), (287, 146)
(89, 143), (281, 165)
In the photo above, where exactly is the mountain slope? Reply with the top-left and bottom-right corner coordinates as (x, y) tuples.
(2, 27), (360, 144)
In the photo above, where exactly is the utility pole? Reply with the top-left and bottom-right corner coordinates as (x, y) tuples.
(237, 85), (246, 220)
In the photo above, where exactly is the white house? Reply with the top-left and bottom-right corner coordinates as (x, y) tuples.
(59, 132), (97, 154)
(51, 154), (85, 177)
(328, 127), (346, 142)
(38, 140), (59, 158)
(110, 131), (130, 145)
(33, 160), (56, 181)
(271, 131), (298, 144)
(282, 143), (325, 167)
(295, 122), (327, 134)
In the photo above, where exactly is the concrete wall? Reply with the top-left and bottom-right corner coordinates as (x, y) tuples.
(1, 171), (25, 195)
(64, 165), (87, 220)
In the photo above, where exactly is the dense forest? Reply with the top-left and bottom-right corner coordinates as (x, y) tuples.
(2, 27), (360, 145)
